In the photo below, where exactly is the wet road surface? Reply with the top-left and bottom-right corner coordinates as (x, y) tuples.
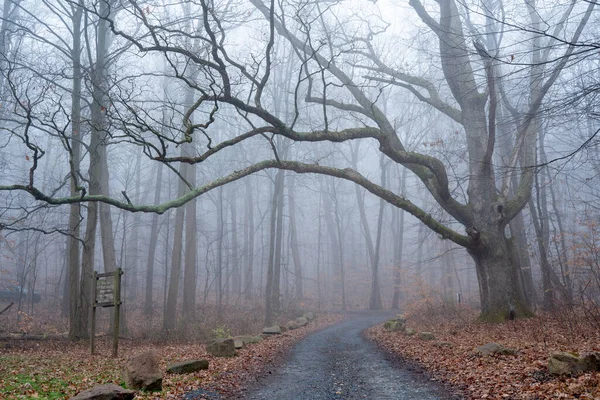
(243, 311), (451, 400)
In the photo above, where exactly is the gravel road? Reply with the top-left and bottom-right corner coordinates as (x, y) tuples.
(243, 311), (452, 399)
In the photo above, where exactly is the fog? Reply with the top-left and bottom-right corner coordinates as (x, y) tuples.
(0, 0), (599, 338)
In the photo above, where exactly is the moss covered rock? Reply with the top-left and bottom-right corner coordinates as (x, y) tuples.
(418, 332), (436, 341)
(206, 338), (236, 357)
(548, 352), (600, 376)
(383, 318), (405, 333)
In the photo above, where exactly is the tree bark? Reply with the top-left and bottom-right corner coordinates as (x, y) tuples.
(350, 143), (381, 309)
(391, 168), (407, 309)
(65, 0), (83, 339)
(230, 185), (241, 298)
(529, 196), (554, 309)
(182, 146), (197, 322)
(144, 161), (163, 316)
(272, 170), (285, 312)
(316, 193), (323, 309)
(243, 178), (255, 300)
(78, 0), (113, 338)
(287, 174), (303, 301)
(330, 179), (347, 310)
(264, 172), (282, 325)
(549, 169), (572, 302)
(164, 155), (188, 331)
(321, 177), (340, 307)
(216, 186), (224, 309)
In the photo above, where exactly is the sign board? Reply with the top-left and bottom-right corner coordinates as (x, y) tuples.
(96, 278), (115, 305)
(91, 268), (123, 357)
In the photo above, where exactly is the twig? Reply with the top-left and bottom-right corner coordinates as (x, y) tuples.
(0, 302), (14, 316)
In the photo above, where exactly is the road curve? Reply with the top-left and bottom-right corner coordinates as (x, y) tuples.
(244, 311), (451, 400)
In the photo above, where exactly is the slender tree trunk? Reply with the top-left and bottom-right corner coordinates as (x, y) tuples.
(78, 0), (113, 338)
(79, 204), (98, 338)
(127, 150), (142, 302)
(370, 155), (388, 310)
(230, 185), (241, 298)
(272, 170), (285, 312)
(145, 162), (163, 316)
(118, 210), (128, 335)
(391, 168), (407, 309)
(98, 207), (117, 272)
(529, 196), (554, 308)
(529, 125), (555, 309)
(287, 174), (303, 301)
(264, 173), (280, 326)
(508, 206), (536, 307)
(331, 180), (347, 311)
(350, 143), (381, 309)
(549, 174), (572, 302)
(243, 178), (255, 300)
(98, 155), (118, 277)
(321, 177), (340, 308)
(216, 187), (224, 309)
(443, 240), (456, 305)
(65, 0), (83, 339)
(182, 147), (197, 322)
(163, 207), (171, 316)
(0, 0), (21, 102)
(164, 156), (188, 331)
(316, 193), (323, 309)
(16, 233), (29, 315)
(416, 224), (424, 280)
(94, 2), (120, 333)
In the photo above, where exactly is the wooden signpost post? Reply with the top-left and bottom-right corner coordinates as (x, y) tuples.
(91, 268), (123, 357)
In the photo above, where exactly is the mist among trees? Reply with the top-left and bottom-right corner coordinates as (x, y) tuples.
(1, 0), (599, 341)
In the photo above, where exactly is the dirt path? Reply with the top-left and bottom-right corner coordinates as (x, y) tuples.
(242, 311), (452, 399)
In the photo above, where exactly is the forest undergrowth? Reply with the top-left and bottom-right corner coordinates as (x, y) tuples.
(367, 300), (600, 399)
(0, 301), (343, 399)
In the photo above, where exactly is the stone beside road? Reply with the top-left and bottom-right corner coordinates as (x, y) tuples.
(383, 314), (406, 333)
(233, 337), (245, 349)
(166, 359), (209, 374)
(418, 332), (436, 341)
(286, 320), (299, 330)
(70, 384), (135, 400)
(548, 352), (600, 376)
(206, 338), (236, 357)
(262, 325), (282, 335)
(122, 350), (163, 391)
(303, 311), (315, 321)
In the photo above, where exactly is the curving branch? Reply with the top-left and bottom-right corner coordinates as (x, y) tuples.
(362, 74), (462, 123)
(0, 159), (472, 248)
(409, 0), (481, 107)
(220, 95), (473, 225)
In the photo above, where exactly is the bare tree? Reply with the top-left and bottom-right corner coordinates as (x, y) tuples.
(1, 0), (597, 325)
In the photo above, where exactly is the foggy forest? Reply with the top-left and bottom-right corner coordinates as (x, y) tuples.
(0, 0), (599, 398)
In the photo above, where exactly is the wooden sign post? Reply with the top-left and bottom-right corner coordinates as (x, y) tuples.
(91, 268), (123, 357)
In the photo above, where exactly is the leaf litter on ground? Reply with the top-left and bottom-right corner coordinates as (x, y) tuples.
(0, 313), (343, 399)
(366, 308), (600, 400)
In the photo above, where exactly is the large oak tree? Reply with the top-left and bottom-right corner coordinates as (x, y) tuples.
(1, 0), (597, 322)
